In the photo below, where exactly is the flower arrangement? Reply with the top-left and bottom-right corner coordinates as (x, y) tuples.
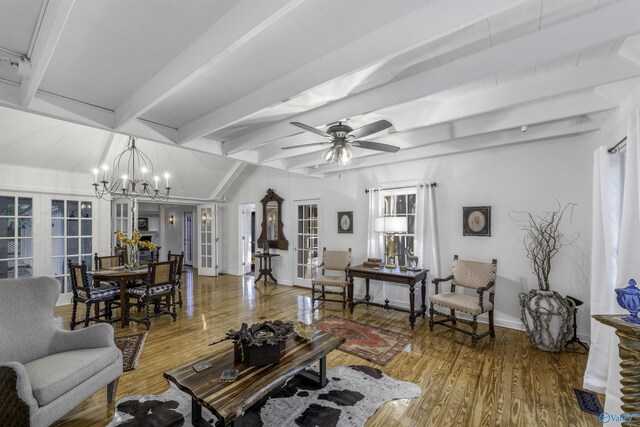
(115, 229), (157, 269)
(115, 229), (157, 251)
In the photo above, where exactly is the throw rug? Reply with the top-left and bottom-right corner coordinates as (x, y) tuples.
(107, 365), (421, 427)
(114, 333), (147, 372)
(313, 315), (412, 366)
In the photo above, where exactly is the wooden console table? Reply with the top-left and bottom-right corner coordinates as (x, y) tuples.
(254, 253), (280, 286)
(594, 314), (640, 427)
(347, 265), (429, 329)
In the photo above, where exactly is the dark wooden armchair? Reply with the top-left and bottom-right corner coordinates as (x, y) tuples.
(68, 260), (121, 329)
(429, 255), (497, 347)
(311, 248), (352, 310)
(125, 261), (177, 329)
(168, 251), (184, 307)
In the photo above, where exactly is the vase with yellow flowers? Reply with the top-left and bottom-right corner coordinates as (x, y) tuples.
(115, 229), (157, 269)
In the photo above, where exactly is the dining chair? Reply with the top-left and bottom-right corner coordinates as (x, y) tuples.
(68, 260), (121, 330)
(94, 253), (124, 270)
(167, 251), (184, 307)
(125, 261), (177, 329)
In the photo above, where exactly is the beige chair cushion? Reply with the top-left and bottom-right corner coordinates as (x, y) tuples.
(430, 292), (493, 316)
(323, 250), (351, 271)
(312, 275), (347, 288)
(452, 259), (496, 291)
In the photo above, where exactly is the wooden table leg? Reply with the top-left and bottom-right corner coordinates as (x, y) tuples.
(348, 276), (355, 314)
(296, 356), (328, 387)
(420, 278), (427, 318)
(409, 283), (416, 330)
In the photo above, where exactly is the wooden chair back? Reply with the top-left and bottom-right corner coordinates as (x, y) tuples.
(68, 260), (91, 297)
(94, 253), (123, 270)
(451, 255), (497, 292)
(145, 261), (175, 288)
(167, 251), (184, 277)
(321, 248), (352, 274)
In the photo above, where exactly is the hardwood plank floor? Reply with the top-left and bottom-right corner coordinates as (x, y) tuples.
(51, 270), (601, 426)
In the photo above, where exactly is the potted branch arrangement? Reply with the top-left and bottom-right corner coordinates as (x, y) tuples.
(510, 202), (578, 352)
(211, 320), (296, 366)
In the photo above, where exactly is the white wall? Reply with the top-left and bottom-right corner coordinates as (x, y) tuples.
(225, 133), (600, 339)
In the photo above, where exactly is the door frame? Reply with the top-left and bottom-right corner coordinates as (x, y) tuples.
(183, 210), (194, 266)
(238, 203), (255, 275)
(292, 198), (321, 288)
(197, 204), (217, 276)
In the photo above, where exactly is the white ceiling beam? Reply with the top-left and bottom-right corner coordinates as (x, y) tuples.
(223, 0), (640, 155)
(19, 0), (75, 107)
(258, 91), (617, 164)
(0, 79), (223, 155)
(307, 120), (601, 176)
(280, 90), (618, 169)
(176, 0), (525, 144)
(209, 162), (256, 201)
(113, 0), (302, 129)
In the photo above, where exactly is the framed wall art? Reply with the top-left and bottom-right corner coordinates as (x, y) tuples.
(463, 206), (491, 236)
(337, 211), (353, 234)
(137, 217), (149, 231)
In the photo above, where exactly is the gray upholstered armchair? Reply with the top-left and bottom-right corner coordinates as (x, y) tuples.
(0, 276), (123, 427)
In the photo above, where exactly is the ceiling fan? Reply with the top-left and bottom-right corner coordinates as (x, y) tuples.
(282, 119), (399, 164)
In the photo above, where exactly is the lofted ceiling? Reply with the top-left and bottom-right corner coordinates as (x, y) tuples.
(1, 0), (640, 195)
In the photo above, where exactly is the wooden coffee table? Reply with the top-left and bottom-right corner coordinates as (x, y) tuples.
(164, 331), (345, 426)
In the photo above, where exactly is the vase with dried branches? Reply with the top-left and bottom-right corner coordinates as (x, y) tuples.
(510, 202), (578, 352)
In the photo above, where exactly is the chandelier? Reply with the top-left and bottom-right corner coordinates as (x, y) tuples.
(92, 136), (171, 201)
(322, 143), (352, 165)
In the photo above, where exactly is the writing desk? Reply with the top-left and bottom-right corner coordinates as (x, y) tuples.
(347, 265), (429, 329)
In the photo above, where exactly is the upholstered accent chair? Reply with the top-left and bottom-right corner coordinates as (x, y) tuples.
(311, 248), (352, 310)
(125, 261), (177, 329)
(0, 276), (122, 427)
(68, 261), (121, 330)
(429, 255), (498, 347)
(167, 251), (184, 307)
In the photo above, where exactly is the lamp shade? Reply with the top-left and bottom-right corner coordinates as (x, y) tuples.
(374, 216), (408, 233)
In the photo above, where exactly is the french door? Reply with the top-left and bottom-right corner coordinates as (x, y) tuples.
(239, 204), (254, 275)
(112, 200), (132, 249)
(293, 200), (320, 287)
(183, 211), (193, 266)
(198, 204), (217, 276)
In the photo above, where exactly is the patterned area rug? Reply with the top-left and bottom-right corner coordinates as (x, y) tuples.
(114, 333), (147, 372)
(313, 316), (412, 366)
(107, 365), (420, 427)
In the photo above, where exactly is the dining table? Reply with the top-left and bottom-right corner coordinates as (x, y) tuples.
(90, 266), (148, 328)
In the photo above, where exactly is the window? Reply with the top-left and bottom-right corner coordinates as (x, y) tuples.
(0, 196), (33, 279)
(51, 200), (93, 293)
(382, 189), (416, 267)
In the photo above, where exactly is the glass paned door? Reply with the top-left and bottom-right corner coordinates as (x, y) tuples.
(0, 196), (33, 279)
(198, 204), (217, 276)
(293, 200), (319, 287)
(112, 201), (131, 248)
(51, 199), (93, 293)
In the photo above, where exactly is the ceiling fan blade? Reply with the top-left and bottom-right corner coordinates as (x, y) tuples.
(281, 142), (329, 150)
(352, 140), (400, 153)
(348, 119), (392, 139)
(290, 122), (332, 138)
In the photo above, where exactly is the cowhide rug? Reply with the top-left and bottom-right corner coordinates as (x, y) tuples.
(108, 365), (421, 427)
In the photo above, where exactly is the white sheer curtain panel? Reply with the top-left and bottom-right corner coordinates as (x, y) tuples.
(583, 146), (623, 393)
(585, 108), (640, 423)
(414, 184), (441, 281)
(366, 188), (385, 300)
(367, 188), (384, 259)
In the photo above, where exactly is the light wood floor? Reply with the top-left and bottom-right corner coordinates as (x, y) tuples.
(52, 270), (601, 427)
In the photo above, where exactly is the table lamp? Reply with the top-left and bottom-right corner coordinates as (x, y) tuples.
(374, 216), (408, 268)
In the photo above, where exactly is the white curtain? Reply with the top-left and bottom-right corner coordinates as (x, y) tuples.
(585, 109), (640, 423)
(366, 188), (384, 259)
(415, 184), (441, 280)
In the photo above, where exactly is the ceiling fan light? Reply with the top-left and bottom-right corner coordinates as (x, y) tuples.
(323, 147), (336, 162)
(338, 146), (352, 165)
